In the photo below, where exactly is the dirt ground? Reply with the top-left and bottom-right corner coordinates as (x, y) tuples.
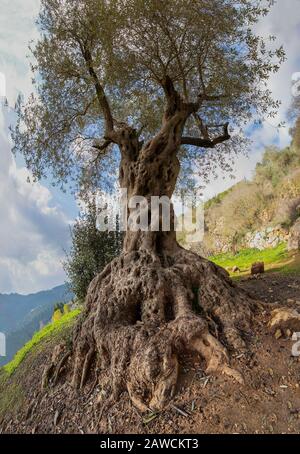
(1, 271), (300, 435)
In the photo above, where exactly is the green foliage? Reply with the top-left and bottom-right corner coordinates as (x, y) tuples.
(64, 205), (123, 301)
(63, 304), (71, 314)
(204, 188), (233, 210)
(211, 243), (288, 274)
(255, 145), (300, 188)
(3, 310), (81, 377)
(54, 302), (64, 312)
(12, 0), (284, 194)
(202, 180), (267, 252)
(52, 308), (63, 322)
(52, 302), (71, 321)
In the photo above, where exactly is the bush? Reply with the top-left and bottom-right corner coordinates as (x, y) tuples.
(64, 204), (123, 301)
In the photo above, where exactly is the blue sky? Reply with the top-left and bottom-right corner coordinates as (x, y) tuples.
(0, 0), (300, 294)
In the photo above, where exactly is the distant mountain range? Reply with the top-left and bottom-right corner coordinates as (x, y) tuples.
(0, 284), (73, 367)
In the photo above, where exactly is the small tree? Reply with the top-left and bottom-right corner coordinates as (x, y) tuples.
(64, 205), (123, 302)
(13, 0), (284, 411)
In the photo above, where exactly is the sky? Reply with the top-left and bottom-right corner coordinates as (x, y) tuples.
(0, 0), (300, 294)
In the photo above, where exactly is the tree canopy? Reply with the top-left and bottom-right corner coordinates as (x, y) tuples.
(13, 0), (284, 193)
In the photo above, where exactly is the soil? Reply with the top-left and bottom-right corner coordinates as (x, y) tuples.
(1, 271), (300, 435)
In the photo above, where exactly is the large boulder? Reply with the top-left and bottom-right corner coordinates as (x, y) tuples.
(288, 218), (300, 251)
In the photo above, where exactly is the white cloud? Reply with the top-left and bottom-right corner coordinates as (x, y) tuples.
(252, 0), (300, 143)
(0, 0), (40, 103)
(0, 102), (70, 295)
(0, 0), (72, 294)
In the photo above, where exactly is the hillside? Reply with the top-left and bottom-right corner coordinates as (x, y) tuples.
(181, 120), (300, 255)
(0, 284), (73, 367)
(1, 262), (300, 434)
(1, 124), (300, 434)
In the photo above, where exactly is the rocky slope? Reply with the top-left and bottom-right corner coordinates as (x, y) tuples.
(181, 124), (300, 255)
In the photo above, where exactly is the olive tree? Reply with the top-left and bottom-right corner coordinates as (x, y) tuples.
(13, 0), (283, 411)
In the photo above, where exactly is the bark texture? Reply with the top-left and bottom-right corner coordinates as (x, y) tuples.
(71, 248), (253, 412)
(48, 79), (255, 412)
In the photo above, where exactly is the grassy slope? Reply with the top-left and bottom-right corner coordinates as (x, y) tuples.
(3, 309), (81, 376)
(211, 243), (300, 277)
(0, 309), (81, 419)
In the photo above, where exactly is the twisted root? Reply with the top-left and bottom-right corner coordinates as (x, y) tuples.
(69, 248), (254, 411)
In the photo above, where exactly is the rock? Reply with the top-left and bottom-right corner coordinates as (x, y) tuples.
(288, 219), (300, 251)
(275, 329), (282, 340)
(269, 307), (300, 335)
(251, 262), (264, 275)
(246, 227), (287, 250)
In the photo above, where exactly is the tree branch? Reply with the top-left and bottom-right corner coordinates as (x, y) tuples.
(181, 123), (230, 148)
(81, 46), (114, 135)
(161, 75), (183, 121)
(91, 138), (112, 162)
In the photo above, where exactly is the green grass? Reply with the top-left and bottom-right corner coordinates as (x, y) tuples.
(210, 243), (289, 275)
(273, 253), (300, 275)
(204, 187), (233, 210)
(3, 309), (81, 377)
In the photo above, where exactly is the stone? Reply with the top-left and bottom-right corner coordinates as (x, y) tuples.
(269, 307), (300, 335)
(251, 261), (264, 275)
(288, 219), (300, 251)
(246, 226), (287, 250)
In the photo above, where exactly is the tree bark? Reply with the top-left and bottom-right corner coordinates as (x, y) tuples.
(47, 91), (256, 413)
(119, 116), (182, 255)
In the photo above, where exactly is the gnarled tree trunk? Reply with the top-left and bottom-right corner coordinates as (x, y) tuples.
(65, 81), (254, 412)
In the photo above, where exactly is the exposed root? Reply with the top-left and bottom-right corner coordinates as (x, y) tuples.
(41, 364), (55, 390)
(192, 333), (244, 385)
(52, 351), (71, 386)
(80, 347), (95, 389)
(41, 344), (70, 389)
(68, 247), (254, 412)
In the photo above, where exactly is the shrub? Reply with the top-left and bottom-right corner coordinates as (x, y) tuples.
(64, 203), (123, 301)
